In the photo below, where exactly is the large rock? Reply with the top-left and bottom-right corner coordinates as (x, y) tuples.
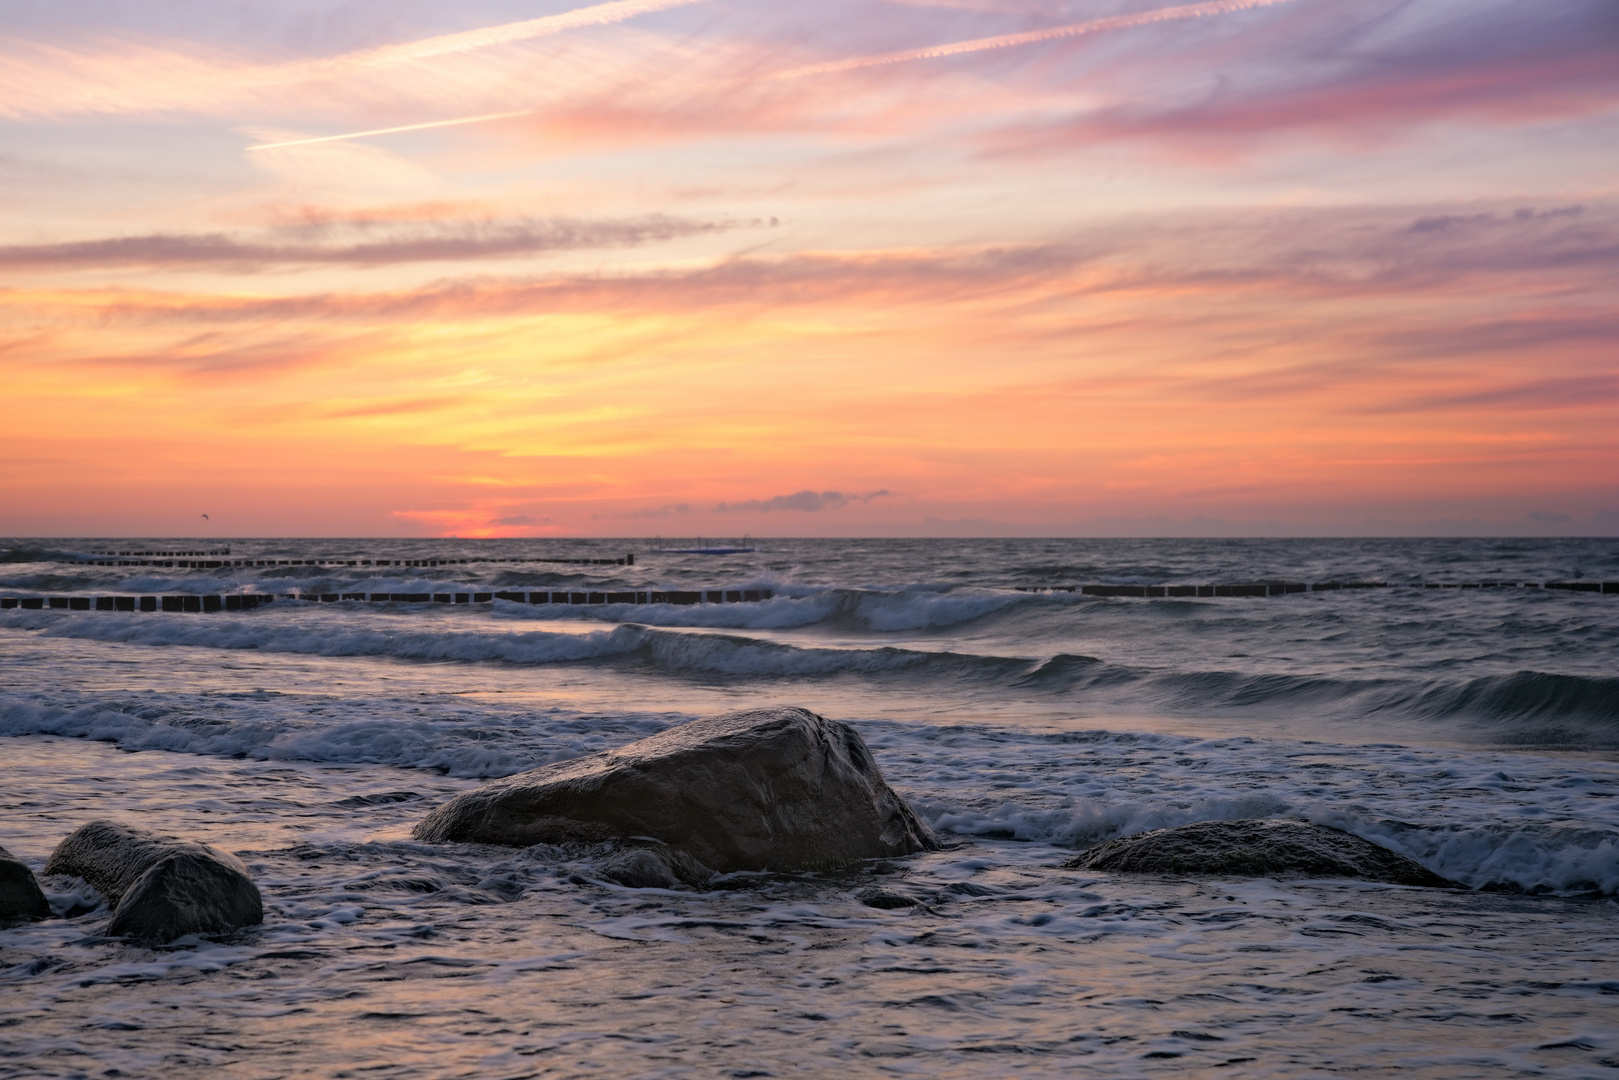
(0, 843), (51, 926)
(44, 821), (264, 944)
(1065, 818), (1460, 888)
(414, 706), (937, 873)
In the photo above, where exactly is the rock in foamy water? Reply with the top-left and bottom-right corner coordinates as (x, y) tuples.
(414, 706), (937, 874)
(592, 845), (713, 889)
(855, 885), (924, 909)
(0, 843), (51, 925)
(1066, 818), (1461, 888)
(44, 821), (264, 944)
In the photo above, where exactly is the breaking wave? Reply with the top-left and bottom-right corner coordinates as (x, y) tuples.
(6, 608), (1617, 740)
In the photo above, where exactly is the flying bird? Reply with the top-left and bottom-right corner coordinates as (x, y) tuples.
(202, 513), (210, 520)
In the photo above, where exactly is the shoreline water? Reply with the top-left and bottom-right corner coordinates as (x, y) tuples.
(3, 537), (1617, 1076)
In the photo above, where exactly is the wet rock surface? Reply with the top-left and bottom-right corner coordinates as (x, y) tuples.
(44, 821), (264, 944)
(854, 885), (924, 909)
(0, 843), (51, 926)
(1065, 818), (1462, 888)
(414, 706), (937, 873)
(591, 845), (713, 889)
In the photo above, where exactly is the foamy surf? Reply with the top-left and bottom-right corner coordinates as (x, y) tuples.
(4, 686), (1616, 895)
(3, 537), (1617, 1077)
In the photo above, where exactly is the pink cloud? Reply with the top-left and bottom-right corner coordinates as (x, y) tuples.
(985, 0), (1619, 157)
(0, 214), (750, 272)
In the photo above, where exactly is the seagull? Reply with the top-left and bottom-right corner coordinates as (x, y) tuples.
(201, 513), (210, 520)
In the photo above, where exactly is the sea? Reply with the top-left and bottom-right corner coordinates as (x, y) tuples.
(2, 536), (1617, 1078)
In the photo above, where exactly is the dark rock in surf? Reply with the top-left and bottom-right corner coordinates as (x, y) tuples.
(593, 845), (712, 889)
(414, 706), (937, 874)
(0, 844), (51, 925)
(43, 821), (264, 944)
(1065, 818), (1460, 888)
(855, 885), (923, 910)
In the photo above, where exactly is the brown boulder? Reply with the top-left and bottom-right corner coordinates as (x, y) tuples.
(44, 821), (264, 944)
(0, 843), (51, 926)
(414, 706), (936, 874)
(1066, 818), (1460, 888)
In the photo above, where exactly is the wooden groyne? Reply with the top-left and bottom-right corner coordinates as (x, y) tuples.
(0, 589), (769, 611)
(69, 553), (634, 568)
(1016, 581), (1619, 596)
(5, 582), (1617, 613)
(82, 548), (231, 557)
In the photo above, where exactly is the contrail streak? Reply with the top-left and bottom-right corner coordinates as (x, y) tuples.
(769, 0), (1299, 80)
(247, 112), (534, 151)
(244, 0), (1296, 150)
(319, 0), (706, 72)
(242, 0), (705, 150)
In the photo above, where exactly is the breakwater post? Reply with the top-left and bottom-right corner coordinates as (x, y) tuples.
(1, 589), (772, 611)
(1012, 581), (1619, 596)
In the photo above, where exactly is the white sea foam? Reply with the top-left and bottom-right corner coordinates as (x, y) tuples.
(0, 692), (678, 778)
(865, 725), (1619, 895)
(490, 586), (1031, 632)
(10, 610), (644, 664)
(5, 537), (1617, 1076)
(2, 609), (1010, 678)
(6, 682), (1617, 894)
(494, 593), (843, 630)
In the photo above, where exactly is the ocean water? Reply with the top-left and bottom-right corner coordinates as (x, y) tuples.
(2, 536), (1618, 1078)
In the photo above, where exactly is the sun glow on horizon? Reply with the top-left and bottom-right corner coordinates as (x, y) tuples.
(1, 0), (1615, 537)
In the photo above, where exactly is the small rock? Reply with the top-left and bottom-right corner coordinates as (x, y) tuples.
(594, 846), (711, 889)
(1065, 819), (1460, 888)
(44, 821), (264, 945)
(0, 844), (51, 926)
(855, 886), (922, 910)
(939, 880), (999, 897)
(414, 706), (937, 874)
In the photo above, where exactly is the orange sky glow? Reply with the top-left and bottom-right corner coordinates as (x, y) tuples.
(2, 0), (1615, 537)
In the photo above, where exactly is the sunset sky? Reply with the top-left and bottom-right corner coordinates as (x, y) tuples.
(2, 0), (1615, 537)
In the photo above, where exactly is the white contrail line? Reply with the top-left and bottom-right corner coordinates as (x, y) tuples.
(312, 0), (707, 72)
(242, 0), (1295, 151)
(769, 0), (1299, 80)
(241, 0), (706, 150)
(247, 111), (533, 150)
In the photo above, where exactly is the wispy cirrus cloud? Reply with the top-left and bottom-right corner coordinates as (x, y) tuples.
(0, 243), (1093, 324)
(769, 0), (1299, 81)
(308, 0), (705, 72)
(0, 214), (749, 271)
(4, 0), (1607, 171)
(13, 200), (1607, 321)
(0, 0), (709, 122)
(1364, 374), (1619, 416)
(987, 0), (1619, 156)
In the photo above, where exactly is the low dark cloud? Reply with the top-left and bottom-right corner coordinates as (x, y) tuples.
(30, 201), (1619, 410)
(715, 489), (893, 512)
(616, 503), (693, 519)
(0, 214), (751, 271)
(1366, 373), (1619, 415)
(63, 198), (1611, 328)
(488, 514), (539, 526)
(60, 243), (1107, 325)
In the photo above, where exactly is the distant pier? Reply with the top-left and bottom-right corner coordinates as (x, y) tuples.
(3, 581), (1616, 613)
(1016, 581), (1619, 596)
(66, 551), (635, 568)
(0, 589), (769, 612)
